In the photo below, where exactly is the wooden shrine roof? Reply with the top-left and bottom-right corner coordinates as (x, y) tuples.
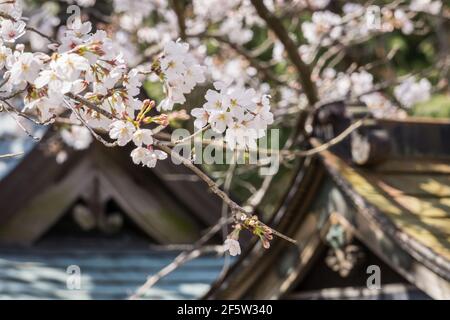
(206, 117), (450, 300)
(321, 151), (450, 275)
(0, 249), (226, 300)
(0, 129), (222, 245)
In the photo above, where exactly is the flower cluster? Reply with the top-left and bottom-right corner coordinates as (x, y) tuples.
(302, 11), (343, 46)
(316, 69), (374, 101)
(0, 2), (25, 43)
(410, 0), (442, 15)
(159, 40), (206, 111)
(301, 4), (417, 50)
(0, 1), (277, 168)
(109, 119), (168, 168)
(394, 77), (432, 108)
(223, 214), (274, 256)
(191, 81), (274, 150)
(192, 0), (257, 45)
(315, 68), (414, 118)
(16, 20), (146, 135)
(0, 4), (179, 167)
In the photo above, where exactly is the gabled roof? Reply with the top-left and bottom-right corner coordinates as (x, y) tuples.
(0, 130), (222, 245)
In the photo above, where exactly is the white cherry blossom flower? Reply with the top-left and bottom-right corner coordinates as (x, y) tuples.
(0, 20), (26, 43)
(0, 44), (12, 69)
(124, 68), (142, 97)
(23, 97), (57, 122)
(350, 70), (374, 96)
(145, 149), (168, 168)
(9, 52), (42, 85)
(302, 11), (343, 45)
(210, 111), (232, 134)
(130, 146), (168, 168)
(394, 9), (414, 35)
(54, 53), (90, 82)
(132, 129), (153, 147)
(109, 120), (136, 146)
(34, 69), (72, 95)
(203, 89), (226, 112)
(61, 126), (93, 150)
(191, 108), (209, 129)
(130, 146), (151, 165)
(223, 238), (241, 256)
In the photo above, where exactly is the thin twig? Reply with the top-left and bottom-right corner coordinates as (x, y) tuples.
(129, 218), (232, 299)
(63, 99), (117, 147)
(172, 124), (210, 144)
(154, 140), (297, 245)
(0, 152), (24, 159)
(65, 92), (116, 120)
(288, 119), (365, 159)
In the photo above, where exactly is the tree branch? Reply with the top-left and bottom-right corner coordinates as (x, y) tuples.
(0, 152), (24, 159)
(250, 0), (318, 105)
(154, 140), (297, 245)
(171, 0), (187, 40)
(65, 92), (116, 120)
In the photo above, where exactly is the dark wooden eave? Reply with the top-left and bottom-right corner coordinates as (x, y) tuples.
(206, 117), (450, 300)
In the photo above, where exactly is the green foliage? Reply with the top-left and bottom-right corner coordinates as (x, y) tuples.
(143, 81), (165, 103)
(411, 95), (450, 118)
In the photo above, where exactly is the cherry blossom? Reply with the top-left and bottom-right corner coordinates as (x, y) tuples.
(410, 0), (443, 15)
(131, 146), (168, 168)
(61, 126), (93, 150)
(9, 52), (42, 85)
(0, 44), (12, 69)
(302, 11), (343, 46)
(1, 19), (26, 43)
(109, 121), (136, 146)
(191, 81), (274, 150)
(159, 40), (206, 111)
(223, 238), (241, 256)
(394, 77), (432, 108)
(190, 108), (209, 129)
(130, 147), (151, 166)
(317, 69), (374, 101)
(146, 149), (168, 168)
(132, 129), (154, 147)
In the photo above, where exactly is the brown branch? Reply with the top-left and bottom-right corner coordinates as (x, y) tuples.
(250, 0), (318, 106)
(63, 99), (117, 147)
(154, 140), (297, 245)
(65, 92), (116, 120)
(194, 33), (286, 86)
(171, 0), (186, 40)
